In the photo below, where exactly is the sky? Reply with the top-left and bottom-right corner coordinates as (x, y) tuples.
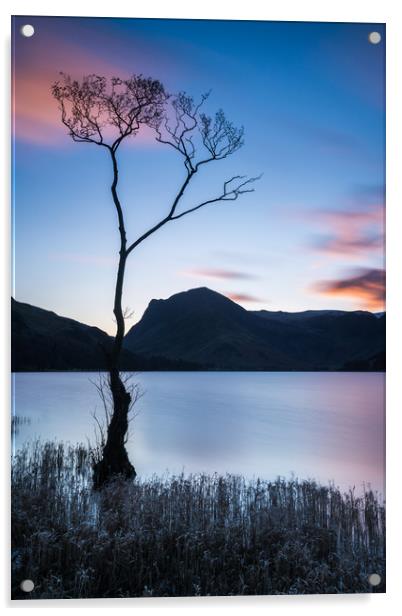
(12, 17), (385, 334)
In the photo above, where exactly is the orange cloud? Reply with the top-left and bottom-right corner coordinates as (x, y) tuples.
(313, 268), (385, 311)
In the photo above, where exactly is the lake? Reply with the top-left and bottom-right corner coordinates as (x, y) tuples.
(12, 371), (385, 495)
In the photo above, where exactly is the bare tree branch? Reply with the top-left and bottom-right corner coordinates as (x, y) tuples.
(52, 74), (260, 486)
(51, 73), (167, 151)
(126, 91), (260, 255)
(171, 174), (262, 220)
(125, 174), (261, 256)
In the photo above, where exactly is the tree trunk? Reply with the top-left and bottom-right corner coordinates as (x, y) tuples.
(92, 372), (135, 489)
(93, 150), (136, 489)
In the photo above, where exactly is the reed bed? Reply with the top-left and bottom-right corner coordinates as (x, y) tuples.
(12, 441), (385, 599)
(11, 415), (31, 438)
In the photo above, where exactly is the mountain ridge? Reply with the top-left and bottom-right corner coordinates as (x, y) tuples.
(11, 298), (199, 372)
(124, 287), (385, 371)
(12, 289), (385, 371)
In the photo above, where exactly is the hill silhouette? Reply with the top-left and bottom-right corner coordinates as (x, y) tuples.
(124, 287), (385, 371)
(11, 298), (198, 372)
(12, 289), (385, 371)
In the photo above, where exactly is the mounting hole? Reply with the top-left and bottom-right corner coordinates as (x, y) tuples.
(20, 24), (35, 38)
(20, 579), (35, 592)
(368, 573), (381, 586)
(368, 31), (381, 45)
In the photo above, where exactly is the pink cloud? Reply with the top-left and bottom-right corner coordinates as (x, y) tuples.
(313, 233), (384, 257)
(308, 205), (384, 259)
(314, 207), (383, 231)
(182, 268), (257, 281)
(225, 292), (265, 304)
(13, 37), (160, 148)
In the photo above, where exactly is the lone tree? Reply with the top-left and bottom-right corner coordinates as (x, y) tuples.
(52, 73), (259, 488)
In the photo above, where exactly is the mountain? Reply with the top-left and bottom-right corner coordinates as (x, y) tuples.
(124, 287), (385, 371)
(11, 299), (198, 372)
(12, 290), (385, 372)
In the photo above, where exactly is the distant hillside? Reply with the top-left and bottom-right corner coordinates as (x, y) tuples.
(124, 287), (385, 371)
(12, 291), (385, 372)
(11, 299), (198, 372)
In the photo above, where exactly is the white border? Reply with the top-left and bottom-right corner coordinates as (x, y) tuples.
(2, 1), (401, 613)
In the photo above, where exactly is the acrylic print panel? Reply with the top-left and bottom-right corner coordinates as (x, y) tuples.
(11, 16), (385, 599)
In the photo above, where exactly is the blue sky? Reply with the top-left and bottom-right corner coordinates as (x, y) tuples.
(12, 17), (385, 333)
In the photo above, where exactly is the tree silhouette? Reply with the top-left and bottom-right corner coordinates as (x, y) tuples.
(52, 73), (260, 487)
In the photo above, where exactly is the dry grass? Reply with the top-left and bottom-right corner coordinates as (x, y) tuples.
(12, 441), (385, 599)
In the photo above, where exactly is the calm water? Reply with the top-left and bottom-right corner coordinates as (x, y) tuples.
(12, 372), (385, 494)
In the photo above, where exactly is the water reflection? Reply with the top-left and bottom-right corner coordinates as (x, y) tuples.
(12, 372), (385, 494)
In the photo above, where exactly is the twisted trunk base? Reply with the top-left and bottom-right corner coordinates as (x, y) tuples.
(93, 372), (136, 490)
